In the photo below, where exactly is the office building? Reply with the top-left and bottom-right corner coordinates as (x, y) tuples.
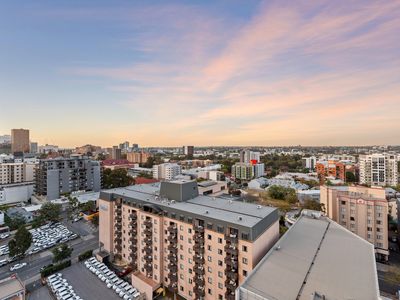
(11, 129), (30, 154)
(120, 141), (130, 151)
(30, 142), (38, 153)
(38, 144), (59, 154)
(231, 163), (264, 180)
(320, 185), (389, 261)
(0, 275), (25, 300)
(302, 156), (316, 170)
(236, 210), (380, 300)
(183, 146), (194, 156)
(240, 150), (260, 164)
(0, 135), (11, 144)
(127, 151), (152, 164)
(99, 180), (279, 300)
(35, 157), (101, 200)
(111, 146), (122, 160)
(359, 153), (398, 187)
(152, 163), (181, 180)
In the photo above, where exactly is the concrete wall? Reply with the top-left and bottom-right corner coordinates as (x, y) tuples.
(0, 183), (34, 205)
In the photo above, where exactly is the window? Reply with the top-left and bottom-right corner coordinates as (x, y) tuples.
(180, 286), (184, 292)
(180, 264), (184, 270)
(242, 245), (248, 252)
(188, 228), (192, 234)
(180, 274), (184, 280)
(189, 268), (192, 274)
(207, 234), (212, 240)
(208, 288), (212, 295)
(218, 238), (222, 244)
(243, 270), (248, 276)
(242, 257), (248, 265)
(207, 256), (212, 262)
(180, 254), (184, 260)
(208, 277), (212, 284)
(180, 225), (184, 231)
(180, 235), (183, 241)
(242, 233), (249, 240)
(217, 226), (224, 233)
(207, 245), (212, 251)
(188, 278), (192, 284)
(218, 271), (223, 278)
(208, 266), (212, 273)
(218, 249), (223, 255)
(189, 291), (193, 297)
(188, 258), (192, 264)
(187, 217), (192, 223)
(218, 295), (223, 300)
(218, 260), (223, 266)
(218, 282), (223, 289)
(207, 223), (213, 230)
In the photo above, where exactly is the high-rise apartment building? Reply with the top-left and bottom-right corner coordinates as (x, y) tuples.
(35, 157), (101, 200)
(183, 146), (194, 156)
(240, 150), (260, 164)
(152, 163), (181, 180)
(320, 185), (389, 261)
(0, 161), (36, 185)
(302, 156), (316, 170)
(231, 163), (265, 180)
(11, 129), (30, 154)
(127, 151), (151, 164)
(359, 153), (398, 186)
(98, 180), (279, 300)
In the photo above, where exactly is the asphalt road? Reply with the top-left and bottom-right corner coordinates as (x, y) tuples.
(0, 233), (99, 282)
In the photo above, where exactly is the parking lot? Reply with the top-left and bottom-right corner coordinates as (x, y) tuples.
(61, 263), (122, 300)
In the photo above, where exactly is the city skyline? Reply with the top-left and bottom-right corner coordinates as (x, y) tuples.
(1, 0), (400, 147)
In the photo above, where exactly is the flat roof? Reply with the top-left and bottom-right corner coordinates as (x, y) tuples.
(238, 214), (379, 300)
(0, 276), (24, 299)
(100, 183), (278, 240)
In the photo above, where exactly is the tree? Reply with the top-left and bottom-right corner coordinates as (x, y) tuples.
(102, 168), (134, 189)
(52, 243), (73, 263)
(302, 199), (324, 211)
(79, 200), (96, 213)
(8, 226), (32, 258)
(67, 197), (80, 219)
(268, 186), (298, 204)
(91, 215), (99, 227)
(38, 202), (62, 223)
(4, 214), (26, 231)
(345, 171), (356, 183)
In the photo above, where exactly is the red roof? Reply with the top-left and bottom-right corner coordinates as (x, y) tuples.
(134, 177), (159, 184)
(102, 159), (131, 166)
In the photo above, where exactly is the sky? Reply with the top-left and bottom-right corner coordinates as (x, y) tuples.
(0, 0), (399, 147)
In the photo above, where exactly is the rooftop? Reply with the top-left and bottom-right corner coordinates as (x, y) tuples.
(237, 211), (379, 300)
(100, 181), (278, 240)
(0, 276), (24, 299)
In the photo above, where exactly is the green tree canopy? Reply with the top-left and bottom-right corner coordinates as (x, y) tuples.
(9, 226), (32, 257)
(52, 243), (73, 263)
(102, 168), (134, 189)
(267, 185), (298, 204)
(4, 213), (26, 231)
(39, 202), (62, 222)
(345, 171), (356, 183)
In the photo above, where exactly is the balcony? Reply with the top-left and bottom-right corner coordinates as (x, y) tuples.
(194, 225), (204, 233)
(167, 264), (178, 273)
(194, 256), (205, 264)
(167, 244), (177, 251)
(130, 213), (137, 219)
(144, 219), (152, 227)
(129, 244), (137, 251)
(168, 224), (177, 232)
(167, 234), (177, 242)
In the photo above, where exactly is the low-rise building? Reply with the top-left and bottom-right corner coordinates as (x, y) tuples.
(231, 163), (265, 180)
(0, 182), (34, 205)
(6, 207), (33, 223)
(197, 180), (227, 196)
(0, 275), (25, 300)
(236, 210), (380, 300)
(127, 151), (152, 164)
(152, 163), (181, 180)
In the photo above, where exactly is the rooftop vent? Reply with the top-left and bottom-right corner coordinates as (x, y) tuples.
(205, 210), (209, 214)
(171, 200), (175, 204)
(238, 216), (242, 221)
(275, 245), (281, 251)
(229, 200), (233, 204)
(257, 205), (262, 209)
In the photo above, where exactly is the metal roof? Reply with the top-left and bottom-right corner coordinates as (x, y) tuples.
(237, 214), (380, 300)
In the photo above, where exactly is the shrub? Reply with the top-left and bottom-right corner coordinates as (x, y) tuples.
(41, 260), (71, 278)
(78, 249), (93, 261)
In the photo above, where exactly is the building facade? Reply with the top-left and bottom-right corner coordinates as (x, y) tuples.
(127, 152), (152, 164)
(11, 129), (30, 154)
(231, 163), (264, 180)
(240, 150), (260, 164)
(35, 157), (101, 200)
(320, 185), (389, 261)
(316, 160), (346, 183)
(183, 146), (194, 156)
(152, 163), (181, 180)
(0, 161), (36, 185)
(111, 146), (122, 160)
(359, 153), (398, 187)
(302, 156), (316, 170)
(99, 181), (279, 300)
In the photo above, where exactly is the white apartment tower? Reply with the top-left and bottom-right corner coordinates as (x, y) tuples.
(152, 163), (182, 180)
(359, 153), (398, 186)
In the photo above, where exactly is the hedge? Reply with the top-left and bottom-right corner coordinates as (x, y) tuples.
(78, 249), (93, 261)
(41, 260), (71, 278)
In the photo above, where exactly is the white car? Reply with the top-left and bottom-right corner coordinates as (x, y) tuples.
(9, 262), (27, 271)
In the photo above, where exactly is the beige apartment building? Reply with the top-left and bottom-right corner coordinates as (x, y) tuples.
(127, 151), (151, 164)
(11, 129), (30, 154)
(0, 162), (36, 185)
(99, 180), (279, 300)
(320, 185), (389, 261)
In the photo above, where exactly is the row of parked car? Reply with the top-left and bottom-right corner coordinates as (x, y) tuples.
(0, 233), (10, 240)
(27, 223), (78, 255)
(47, 273), (83, 300)
(84, 257), (140, 300)
(0, 244), (9, 256)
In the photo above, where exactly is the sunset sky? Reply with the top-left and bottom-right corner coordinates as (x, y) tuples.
(0, 0), (399, 147)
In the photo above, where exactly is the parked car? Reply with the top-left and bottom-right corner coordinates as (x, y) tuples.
(9, 262), (27, 271)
